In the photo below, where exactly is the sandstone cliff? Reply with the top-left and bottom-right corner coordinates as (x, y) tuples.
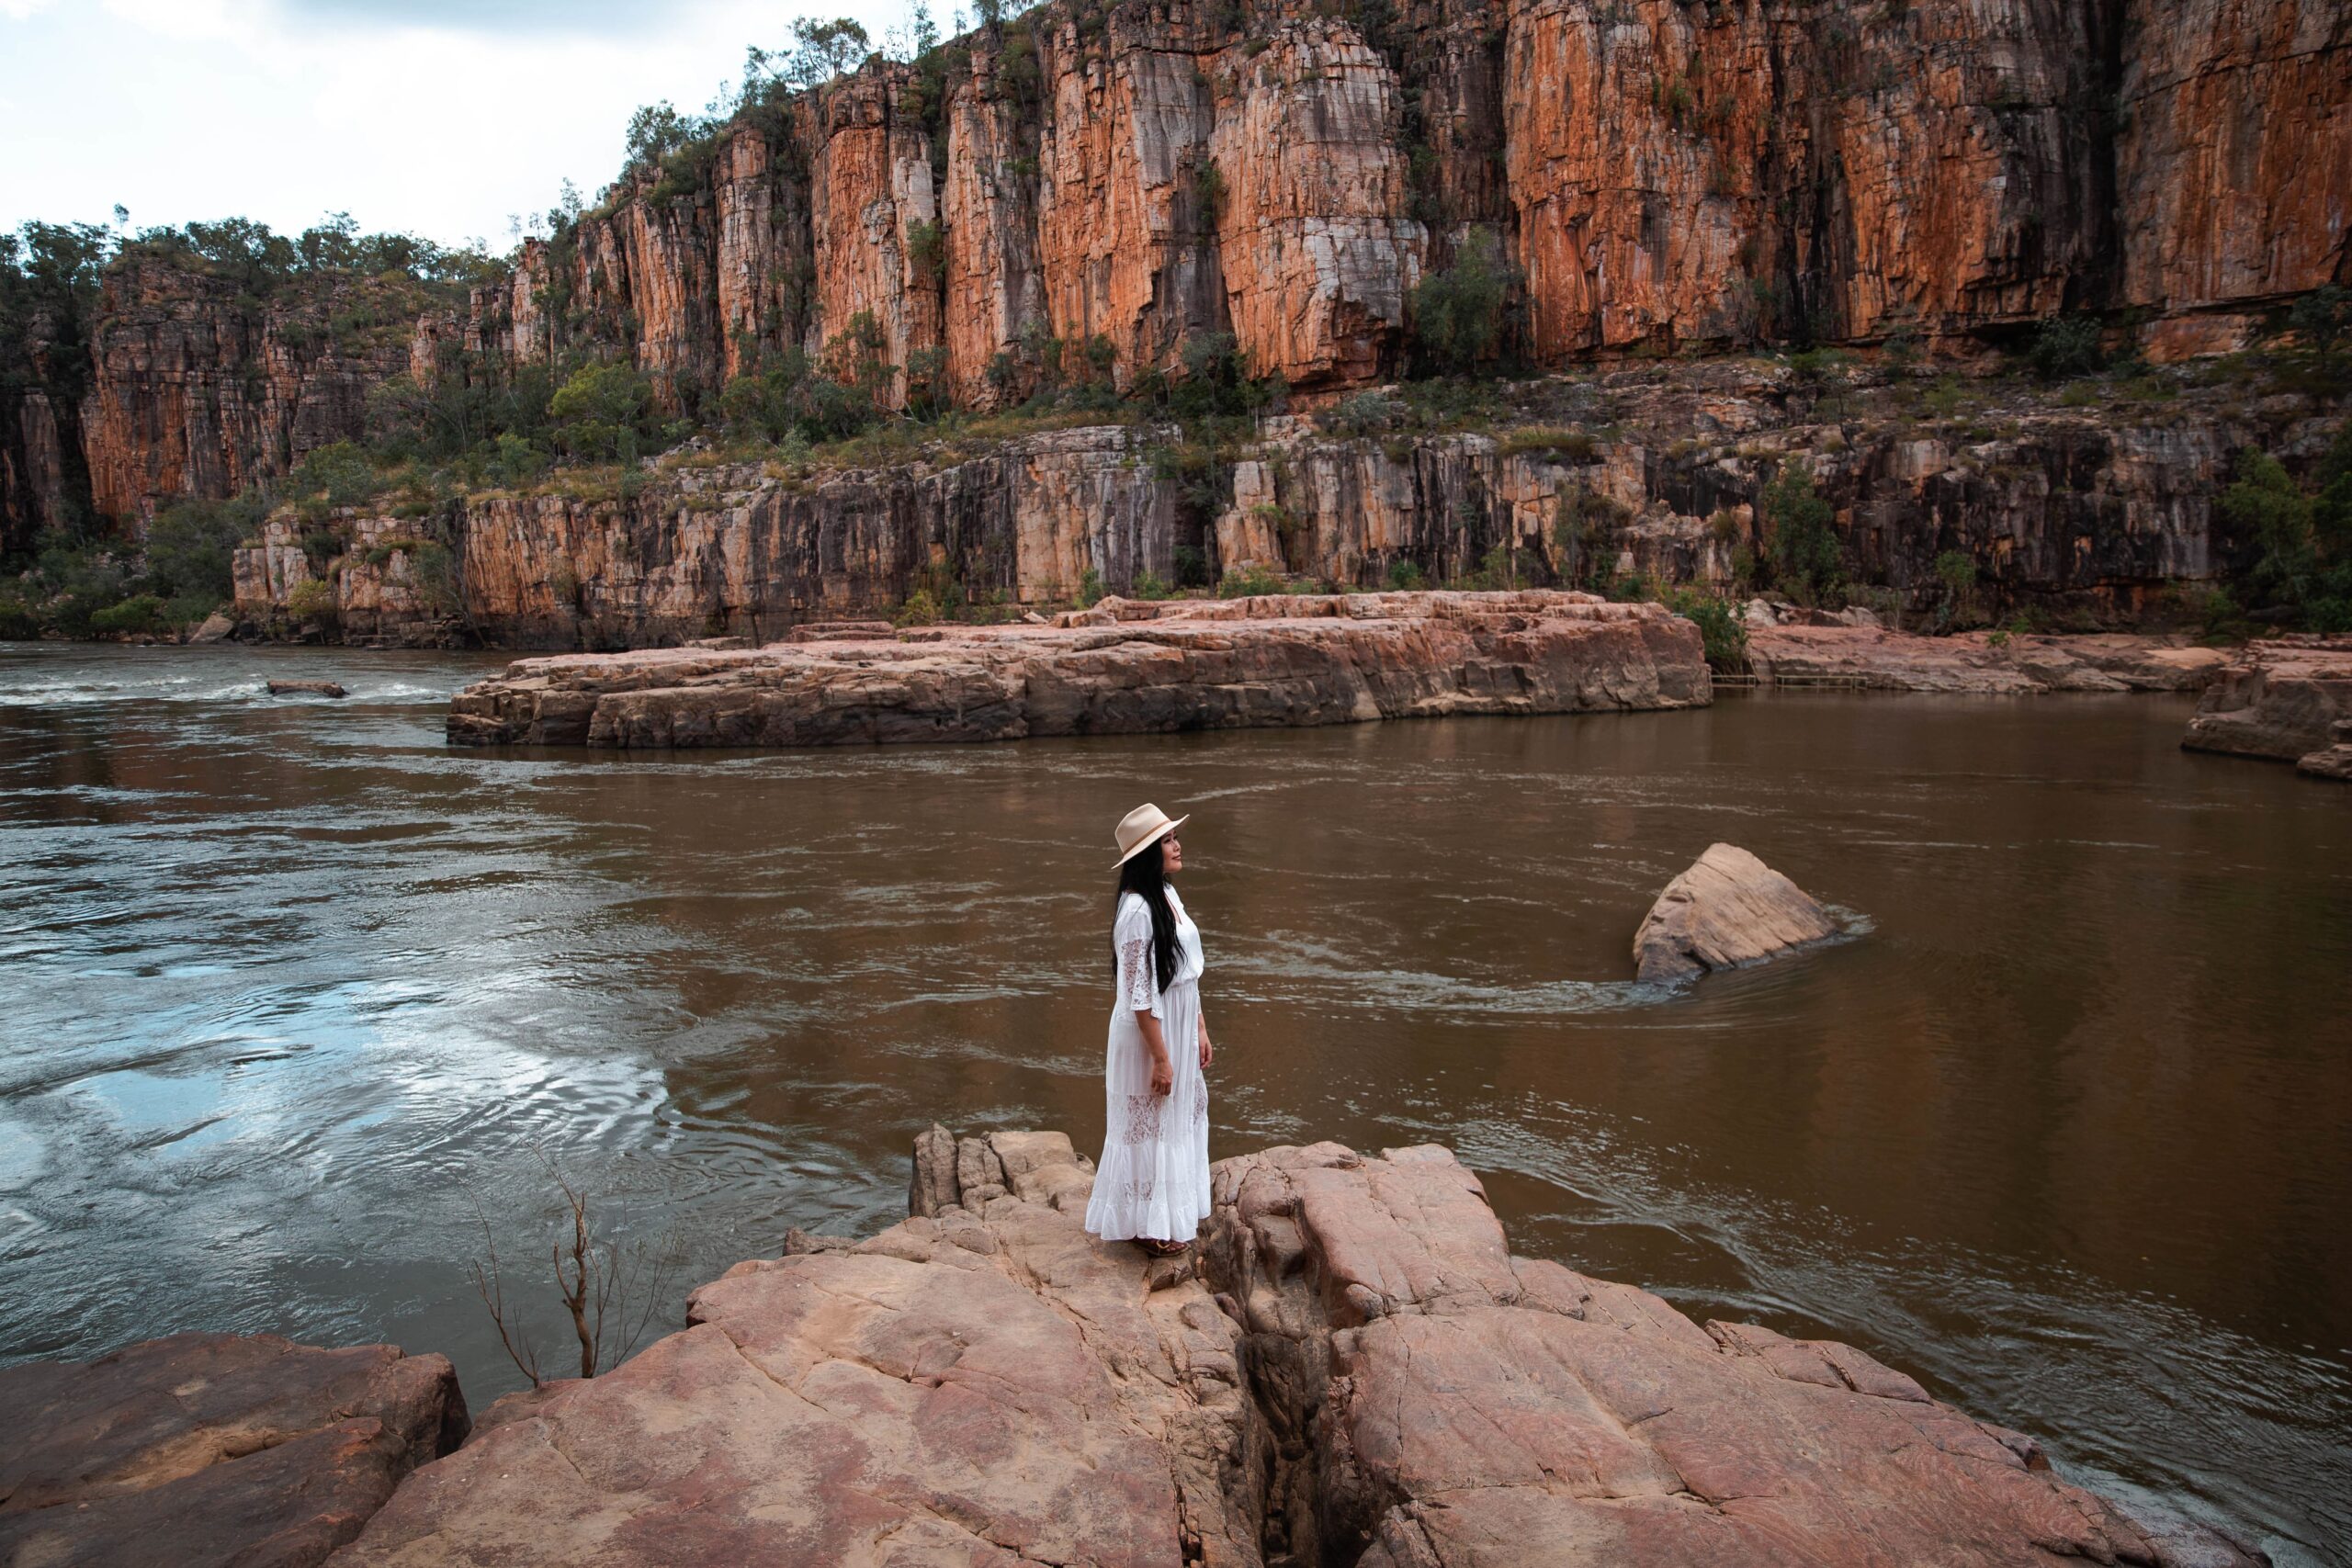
(6, 0), (2346, 541)
(78, 254), (437, 529)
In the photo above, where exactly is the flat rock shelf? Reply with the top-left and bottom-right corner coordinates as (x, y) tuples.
(444, 591), (1712, 750)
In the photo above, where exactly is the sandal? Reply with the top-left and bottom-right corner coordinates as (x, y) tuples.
(1136, 1237), (1190, 1258)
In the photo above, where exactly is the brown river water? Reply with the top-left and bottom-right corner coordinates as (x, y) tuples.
(0, 643), (2346, 1562)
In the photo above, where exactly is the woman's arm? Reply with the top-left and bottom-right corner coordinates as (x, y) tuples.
(1197, 1011), (1213, 1069)
(1137, 1010), (1174, 1095)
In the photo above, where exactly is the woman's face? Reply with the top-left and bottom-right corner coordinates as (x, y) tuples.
(1159, 831), (1183, 874)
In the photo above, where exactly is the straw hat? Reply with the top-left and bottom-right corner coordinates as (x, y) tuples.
(1113, 802), (1190, 867)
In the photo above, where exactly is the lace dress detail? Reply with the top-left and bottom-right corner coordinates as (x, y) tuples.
(1120, 935), (1158, 1014)
(1085, 887), (1213, 1245)
(1122, 1092), (1165, 1145)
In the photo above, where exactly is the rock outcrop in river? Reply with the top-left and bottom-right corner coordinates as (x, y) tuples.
(317, 1129), (2256, 1566)
(444, 589), (1709, 749)
(2181, 636), (2352, 775)
(0, 1132), (2264, 1566)
(1634, 842), (1839, 983)
(1746, 625), (2232, 694)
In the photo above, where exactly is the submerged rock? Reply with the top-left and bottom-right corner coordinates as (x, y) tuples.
(324, 1131), (2257, 1567)
(266, 679), (349, 698)
(1634, 842), (1840, 984)
(2183, 637), (2352, 766)
(0, 1332), (466, 1568)
(446, 590), (1711, 750)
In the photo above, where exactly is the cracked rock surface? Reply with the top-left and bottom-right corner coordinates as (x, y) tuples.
(323, 1130), (2257, 1566)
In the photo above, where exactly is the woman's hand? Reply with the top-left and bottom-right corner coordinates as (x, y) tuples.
(1139, 1011), (1174, 1096)
(1197, 1018), (1213, 1070)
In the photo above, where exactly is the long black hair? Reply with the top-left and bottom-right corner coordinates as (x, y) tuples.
(1113, 840), (1180, 995)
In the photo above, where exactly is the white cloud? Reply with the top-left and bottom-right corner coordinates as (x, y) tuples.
(0, 0), (923, 249)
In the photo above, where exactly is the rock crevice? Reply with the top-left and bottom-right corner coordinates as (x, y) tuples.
(5, 1134), (2266, 1566)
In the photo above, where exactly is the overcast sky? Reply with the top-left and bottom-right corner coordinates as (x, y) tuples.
(0, 0), (934, 254)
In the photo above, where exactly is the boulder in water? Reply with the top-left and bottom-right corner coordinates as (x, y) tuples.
(1634, 842), (1839, 983)
(267, 679), (348, 698)
(190, 612), (235, 644)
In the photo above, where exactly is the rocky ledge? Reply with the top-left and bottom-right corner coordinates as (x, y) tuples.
(6, 1133), (2260, 1567)
(2180, 636), (2352, 778)
(317, 1129), (2254, 1567)
(1745, 625), (2230, 694)
(0, 1333), (467, 1568)
(445, 590), (1710, 749)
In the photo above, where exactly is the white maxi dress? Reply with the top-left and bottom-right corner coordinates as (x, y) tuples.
(1085, 886), (1212, 1243)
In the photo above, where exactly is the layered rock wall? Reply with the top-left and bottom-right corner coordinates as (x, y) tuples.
(15, 0), (2347, 538)
(230, 367), (2321, 649)
(80, 256), (428, 526)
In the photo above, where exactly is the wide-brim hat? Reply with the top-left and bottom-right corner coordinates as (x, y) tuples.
(1113, 802), (1190, 866)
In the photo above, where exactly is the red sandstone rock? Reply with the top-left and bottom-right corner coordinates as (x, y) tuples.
(445, 590), (1710, 749)
(1748, 625), (2229, 694)
(2183, 637), (2352, 764)
(0, 1332), (467, 1568)
(1633, 842), (1838, 984)
(1202, 1141), (2262, 1568)
(330, 1129), (1260, 1568)
(319, 1129), (2265, 1566)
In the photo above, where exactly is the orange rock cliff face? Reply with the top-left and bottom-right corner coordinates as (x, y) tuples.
(3, 0), (2345, 547)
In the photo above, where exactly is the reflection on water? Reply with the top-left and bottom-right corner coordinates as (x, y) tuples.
(1, 642), (2346, 1562)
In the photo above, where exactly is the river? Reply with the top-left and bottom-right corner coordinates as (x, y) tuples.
(0, 642), (2345, 1562)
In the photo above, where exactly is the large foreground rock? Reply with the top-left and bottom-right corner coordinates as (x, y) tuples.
(1634, 843), (1841, 984)
(1747, 626), (2228, 693)
(445, 590), (1710, 749)
(0, 1332), (467, 1568)
(330, 1130), (2255, 1567)
(2181, 637), (2352, 766)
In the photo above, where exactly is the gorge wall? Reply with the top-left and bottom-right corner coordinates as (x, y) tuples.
(5, 0), (2346, 545)
(230, 363), (2322, 647)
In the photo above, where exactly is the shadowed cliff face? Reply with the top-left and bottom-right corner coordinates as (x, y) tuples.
(78, 257), (435, 529)
(225, 363), (2327, 649)
(11, 0), (2349, 537)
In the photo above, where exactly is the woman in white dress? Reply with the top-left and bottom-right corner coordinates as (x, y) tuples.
(1086, 803), (1214, 1257)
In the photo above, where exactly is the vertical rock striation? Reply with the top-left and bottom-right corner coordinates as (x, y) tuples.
(14, 0), (2344, 543)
